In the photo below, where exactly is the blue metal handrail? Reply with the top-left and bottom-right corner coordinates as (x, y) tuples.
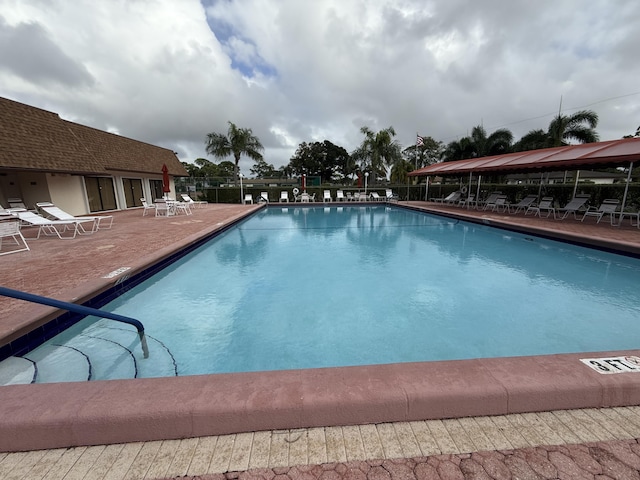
(0, 286), (149, 358)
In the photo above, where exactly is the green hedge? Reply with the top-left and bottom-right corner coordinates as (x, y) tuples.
(199, 183), (640, 209)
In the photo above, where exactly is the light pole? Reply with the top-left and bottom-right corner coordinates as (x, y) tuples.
(364, 172), (369, 196)
(239, 173), (244, 204)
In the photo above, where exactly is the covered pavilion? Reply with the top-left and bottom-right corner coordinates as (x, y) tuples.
(408, 137), (640, 213)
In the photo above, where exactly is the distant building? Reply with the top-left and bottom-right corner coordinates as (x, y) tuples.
(0, 97), (188, 215)
(506, 170), (626, 185)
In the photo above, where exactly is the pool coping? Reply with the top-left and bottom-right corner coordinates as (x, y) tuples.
(2, 202), (640, 452)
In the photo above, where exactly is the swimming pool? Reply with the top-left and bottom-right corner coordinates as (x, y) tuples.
(2, 204), (640, 385)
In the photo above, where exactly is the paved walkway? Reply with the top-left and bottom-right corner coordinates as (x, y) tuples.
(1, 201), (640, 479)
(2, 407), (640, 479)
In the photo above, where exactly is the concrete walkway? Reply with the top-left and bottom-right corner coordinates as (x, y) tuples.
(3, 407), (640, 479)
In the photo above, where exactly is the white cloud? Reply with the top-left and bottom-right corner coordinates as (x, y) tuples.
(1, 0), (639, 173)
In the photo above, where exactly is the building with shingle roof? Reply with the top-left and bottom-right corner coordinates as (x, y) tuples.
(0, 96), (188, 214)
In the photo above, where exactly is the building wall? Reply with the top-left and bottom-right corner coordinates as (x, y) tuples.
(47, 173), (88, 215)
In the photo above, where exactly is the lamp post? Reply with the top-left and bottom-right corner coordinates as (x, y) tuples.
(364, 172), (369, 196)
(239, 173), (244, 204)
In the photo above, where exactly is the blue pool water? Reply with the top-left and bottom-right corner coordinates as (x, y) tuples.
(3, 205), (640, 384)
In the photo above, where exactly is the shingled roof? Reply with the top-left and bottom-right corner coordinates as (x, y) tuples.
(0, 97), (187, 177)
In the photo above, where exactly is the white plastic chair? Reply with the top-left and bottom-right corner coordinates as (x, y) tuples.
(36, 202), (113, 231)
(280, 191), (290, 202)
(0, 218), (30, 255)
(141, 198), (156, 216)
(244, 194), (253, 204)
(323, 190), (332, 202)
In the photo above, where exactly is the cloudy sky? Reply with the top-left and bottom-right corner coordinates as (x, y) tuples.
(1, 0), (639, 173)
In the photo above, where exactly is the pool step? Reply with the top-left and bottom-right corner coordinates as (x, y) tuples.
(0, 356), (36, 385)
(0, 323), (178, 385)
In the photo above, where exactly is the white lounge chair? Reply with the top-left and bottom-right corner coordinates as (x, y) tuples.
(558, 194), (591, 220)
(581, 199), (620, 225)
(323, 190), (332, 202)
(258, 192), (269, 203)
(244, 194), (253, 204)
(7, 198), (27, 209)
(484, 195), (508, 212)
(15, 210), (93, 239)
(0, 218), (30, 255)
(36, 202), (113, 232)
(508, 195), (538, 214)
(385, 189), (399, 202)
(477, 191), (503, 210)
(180, 194), (207, 208)
(336, 190), (345, 202)
(525, 197), (556, 219)
(369, 192), (383, 201)
(433, 191), (461, 204)
(280, 191), (290, 202)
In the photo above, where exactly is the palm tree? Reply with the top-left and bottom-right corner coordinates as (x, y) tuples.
(352, 126), (402, 182)
(547, 110), (599, 147)
(441, 126), (513, 162)
(205, 121), (264, 183)
(514, 110), (599, 151)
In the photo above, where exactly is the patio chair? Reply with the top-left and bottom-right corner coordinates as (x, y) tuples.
(180, 193), (207, 208)
(476, 191), (502, 210)
(525, 197), (556, 219)
(36, 202), (113, 232)
(323, 190), (332, 202)
(279, 191), (290, 202)
(507, 195), (538, 214)
(581, 199), (620, 225)
(15, 210), (94, 239)
(369, 192), (383, 201)
(336, 190), (345, 201)
(458, 193), (476, 209)
(154, 199), (171, 217)
(385, 189), (399, 202)
(141, 198), (156, 216)
(7, 197), (27, 209)
(483, 194), (508, 212)
(243, 194), (253, 204)
(433, 191), (461, 204)
(558, 194), (591, 220)
(258, 192), (269, 203)
(168, 199), (191, 215)
(0, 218), (30, 256)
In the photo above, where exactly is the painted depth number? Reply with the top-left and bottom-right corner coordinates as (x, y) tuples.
(580, 356), (640, 374)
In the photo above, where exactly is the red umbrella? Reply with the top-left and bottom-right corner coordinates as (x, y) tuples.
(162, 164), (171, 195)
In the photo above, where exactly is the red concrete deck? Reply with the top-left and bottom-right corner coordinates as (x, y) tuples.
(1, 201), (640, 454)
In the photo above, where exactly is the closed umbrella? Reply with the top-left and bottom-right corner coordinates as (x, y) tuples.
(162, 164), (171, 198)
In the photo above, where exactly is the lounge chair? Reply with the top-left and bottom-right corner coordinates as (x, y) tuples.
(15, 210), (94, 239)
(508, 195), (538, 214)
(323, 190), (332, 202)
(180, 194), (207, 208)
(0, 218), (30, 255)
(7, 198), (27, 209)
(258, 192), (269, 203)
(433, 191), (461, 204)
(385, 189), (399, 202)
(581, 199), (620, 225)
(279, 191), (290, 202)
(243, 194), (253, 204)
(525, 197), (556, 219)
(36, 202), (113, 232)
(558, 194), (591, 220)
(483, 194), (508, 212)
(369, 192), (383, 201)
(336, 190), (345, 202)
(476, 191), (502, 210)
(458, 194), (476, 209)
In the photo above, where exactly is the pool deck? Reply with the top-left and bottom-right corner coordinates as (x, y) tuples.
(1, 201), (640, 479)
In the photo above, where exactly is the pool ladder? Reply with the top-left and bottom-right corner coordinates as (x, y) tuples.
(0, 286), (149, 358)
